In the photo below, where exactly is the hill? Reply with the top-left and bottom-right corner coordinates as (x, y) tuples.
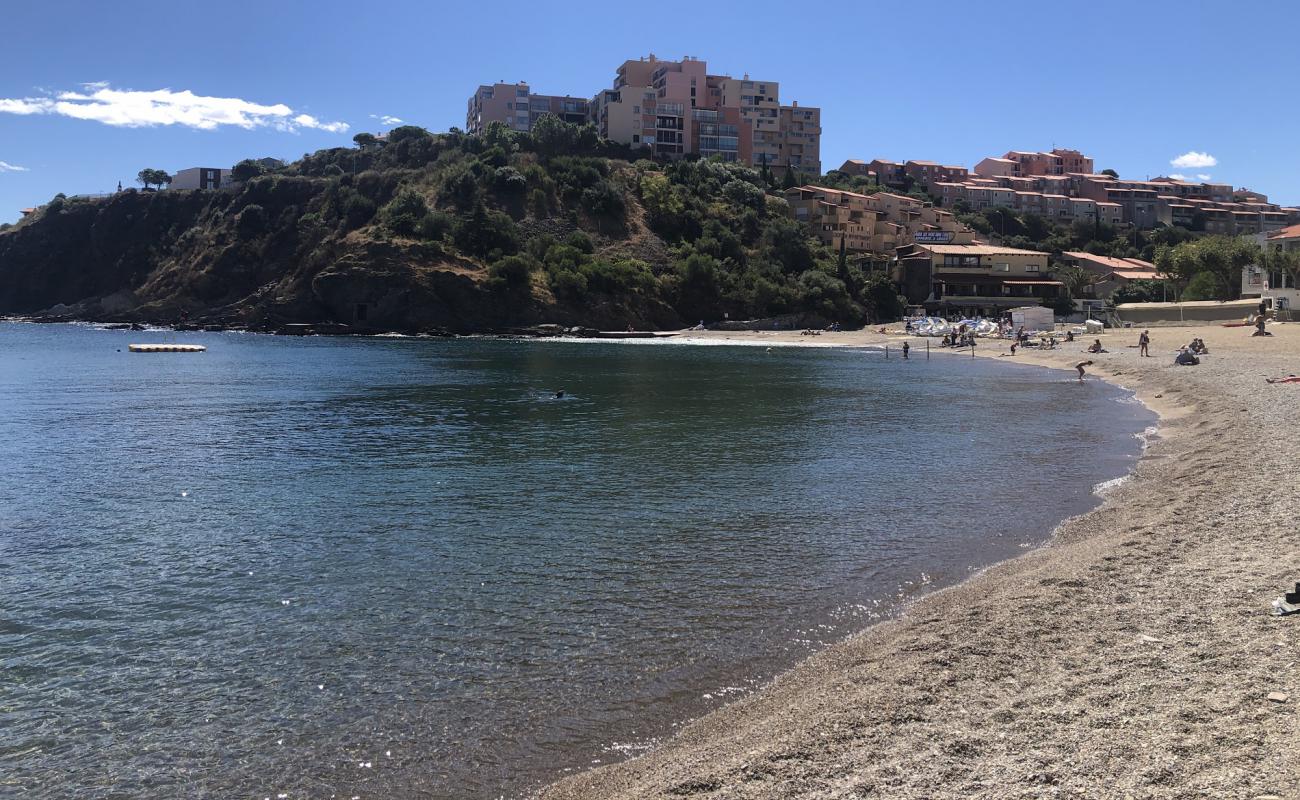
(0, 119), (902, 332)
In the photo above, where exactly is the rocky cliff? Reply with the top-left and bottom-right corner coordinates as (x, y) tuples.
(0, 122), (900, 332)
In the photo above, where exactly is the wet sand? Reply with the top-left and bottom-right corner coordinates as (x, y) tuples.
(537, 321), (1300, 799)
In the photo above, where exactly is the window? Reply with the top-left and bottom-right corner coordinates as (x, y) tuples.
(632, 134), (640, 143)
(1026, 264), (1041, 272)
(634, 105), (640, 114)
(516, 87), (528, 97)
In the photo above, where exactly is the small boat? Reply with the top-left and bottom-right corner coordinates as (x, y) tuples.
(128, 343), (206, 353)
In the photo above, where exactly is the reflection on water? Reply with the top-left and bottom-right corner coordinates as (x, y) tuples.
(0, 324), (1153, 799)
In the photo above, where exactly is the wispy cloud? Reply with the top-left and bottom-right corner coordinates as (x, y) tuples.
(1196, 173), (1212, 181)
(1168, 173), (1188, 181)
(1170, 150), (1217, 169)
(292, 113), (349, 134)
(0, 84), (348, 133)
(0, 160), (29, 172)
(370, 114), (403, 126)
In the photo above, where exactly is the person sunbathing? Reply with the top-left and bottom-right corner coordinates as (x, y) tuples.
(1266, 375), (1300, 384)
(1087, 339), (1106, 353)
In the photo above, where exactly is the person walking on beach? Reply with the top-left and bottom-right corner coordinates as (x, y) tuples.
(1138, 329), (1150, 357)
(901, 341), (910, 359)
(1075, 360), (1093, 382)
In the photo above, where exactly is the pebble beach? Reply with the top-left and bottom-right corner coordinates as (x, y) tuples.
(538, 321), (1300, 799)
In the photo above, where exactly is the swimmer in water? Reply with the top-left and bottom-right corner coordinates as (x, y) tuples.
(554, 390), (565, 399)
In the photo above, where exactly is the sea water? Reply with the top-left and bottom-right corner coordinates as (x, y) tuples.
(0, 323), (1154, 799)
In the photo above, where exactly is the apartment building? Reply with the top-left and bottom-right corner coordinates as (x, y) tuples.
(470, 55), (821, 174)
(852, 145), (1290, 234)
(974, 149), (1094, 178)
(169, 167), (232, 190)
(785, 186), (899, 254)
(466, 83), (590, 134)
(785, 185), (974, 256)
(892, 242), (1061, 315)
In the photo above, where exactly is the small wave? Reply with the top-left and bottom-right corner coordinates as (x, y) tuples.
(1093, 474), (1130, 497)
(1136, 424), (1160, 451)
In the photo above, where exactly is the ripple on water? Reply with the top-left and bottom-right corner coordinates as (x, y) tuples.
(0, 324), (1155, 799)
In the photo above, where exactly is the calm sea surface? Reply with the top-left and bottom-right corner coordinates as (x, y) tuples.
(0, 323), (1154, 799)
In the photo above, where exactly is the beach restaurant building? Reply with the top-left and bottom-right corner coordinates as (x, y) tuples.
(893, 242), (1062, 317)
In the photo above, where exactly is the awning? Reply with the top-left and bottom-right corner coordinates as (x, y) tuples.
(930, 296), (1037, 307)
(1002, 280), (1065, 286)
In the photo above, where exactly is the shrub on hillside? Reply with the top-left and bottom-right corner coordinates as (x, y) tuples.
(381, 189), (430, 236)
(453, 204), (518, 257)
(236, 204), (267, 237)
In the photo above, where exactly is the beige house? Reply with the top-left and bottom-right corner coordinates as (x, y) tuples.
(1059, 252), (1162, 301)
(893, 242), (1061, 315)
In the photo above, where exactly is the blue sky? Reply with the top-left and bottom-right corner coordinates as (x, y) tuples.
(2, 0), (1298, 222)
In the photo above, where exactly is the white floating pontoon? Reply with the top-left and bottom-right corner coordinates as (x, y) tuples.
(128, 344), (207, 353)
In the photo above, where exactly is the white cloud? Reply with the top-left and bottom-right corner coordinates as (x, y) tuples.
(370, 114), (403, 126)
(292, 113), (349, 134)
(0, 160), (29, 172)
(0, 98), (47, 115)
(0, 85), (348, 134)
(1196, 173), (1212, 181)
(1170, 150), (1217, 169)
(1168, 173), (1189, 181)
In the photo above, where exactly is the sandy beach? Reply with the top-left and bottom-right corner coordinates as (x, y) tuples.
(538, 321), (1300, 799)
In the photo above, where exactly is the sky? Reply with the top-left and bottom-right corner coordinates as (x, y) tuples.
(2, 0), (1299, 222)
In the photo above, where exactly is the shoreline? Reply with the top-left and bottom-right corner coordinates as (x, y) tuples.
(536, 322), (1300, 799)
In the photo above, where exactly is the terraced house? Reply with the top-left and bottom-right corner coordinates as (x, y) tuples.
(784, 186), (972, 256)
(843, 146), (1300, 233)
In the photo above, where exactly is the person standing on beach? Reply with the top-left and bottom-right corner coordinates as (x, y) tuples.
(1139, 329), (1150, 357)
(1075, 360), (1093, 382)
(901, 341), (910, 359)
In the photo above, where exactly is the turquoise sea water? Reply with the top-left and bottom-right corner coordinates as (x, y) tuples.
(0, 323), (1154, 799)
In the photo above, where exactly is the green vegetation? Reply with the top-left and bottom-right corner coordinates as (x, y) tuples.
(1154, 235), (1258, 301)
(136, 168), (172, 190)
(278, 119), (899, 323)
(2, 119), (905, 328)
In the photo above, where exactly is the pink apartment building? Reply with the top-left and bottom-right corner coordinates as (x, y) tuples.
(469, 55), (821, 175)
(466, 83), (590, 134)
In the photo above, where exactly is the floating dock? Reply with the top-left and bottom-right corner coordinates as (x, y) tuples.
(128, 343), (207, 353)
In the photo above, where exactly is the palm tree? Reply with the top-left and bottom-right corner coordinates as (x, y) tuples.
(1052, 263), (1095, 301)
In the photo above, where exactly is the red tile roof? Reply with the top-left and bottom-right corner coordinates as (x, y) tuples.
(1268, 222), (1300, 240)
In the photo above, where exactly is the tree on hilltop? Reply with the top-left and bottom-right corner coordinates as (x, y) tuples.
(231, 159), (267, 182)
(353, 132), (378, 149)
(136, 168), (171, 190)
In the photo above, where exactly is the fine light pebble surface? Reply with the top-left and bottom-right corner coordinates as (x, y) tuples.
(537, 321), (1300, 800)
